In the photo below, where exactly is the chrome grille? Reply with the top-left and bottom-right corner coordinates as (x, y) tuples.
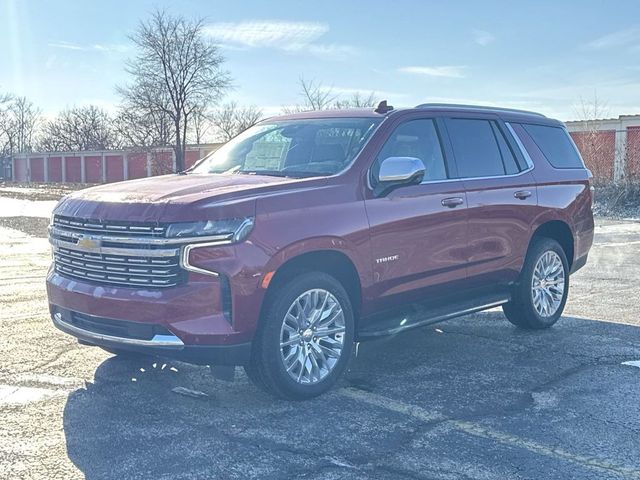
(53, 247), (183, 287)
(50, 215), (183, 288)
(54, 215), (166, 237)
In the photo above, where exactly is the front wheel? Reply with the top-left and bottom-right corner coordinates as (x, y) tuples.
(245, 272), (355, 399)
(503, 237), (569, 329)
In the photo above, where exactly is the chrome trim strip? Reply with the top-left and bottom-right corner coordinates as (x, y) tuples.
(54, 256), (176, 277)
(180, 239), (234, 277)
(505, 122), (535, 169)
(359, 297), (510, 338)
(50, 237), (179, 257)
(53, 267), (177, 287)
(49, 225), (233, 246)
(52, 312), (184, 348)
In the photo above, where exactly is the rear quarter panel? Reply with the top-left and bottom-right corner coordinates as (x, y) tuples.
(512, 123), (594, 265)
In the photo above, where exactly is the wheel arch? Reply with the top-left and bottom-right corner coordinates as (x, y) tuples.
(531, 220), (574, 268)
(261, 249), (363, 322)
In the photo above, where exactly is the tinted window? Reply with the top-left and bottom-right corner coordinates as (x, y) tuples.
(522, 124), (584, 168)
(377, 119), (448, 181)
(446, 119), (505, 178)
(491, 122), (520, 174)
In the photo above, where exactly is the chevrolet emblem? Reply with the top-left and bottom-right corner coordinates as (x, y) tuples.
(76, 236), (101, 250)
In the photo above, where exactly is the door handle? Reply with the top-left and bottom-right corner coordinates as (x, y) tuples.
(514, 190), (532, 200)
(441, 197), (464, 208)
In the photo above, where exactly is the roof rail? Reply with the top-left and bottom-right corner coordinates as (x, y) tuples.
(415, 103), (546, 118)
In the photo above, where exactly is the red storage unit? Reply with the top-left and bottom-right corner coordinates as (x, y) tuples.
(65, 156), (82, 183)
(30, 157), (44, 182)
(185, 149), (201, 170)
(105, 155), (124, 183)
(127, 153), (147, 179)
(85, 155), (102, 183)
(14, 158), (28, 181)
(626, 126), (640, 180)
(570, 130), (615, 182)
(48, 156), (63, 182)
(150, 151), (174, 175)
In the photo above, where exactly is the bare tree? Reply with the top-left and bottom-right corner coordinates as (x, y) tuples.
(0, 93), (15, 155)
(0, 94), (41, 155)
(571, 94), (613, 184)
(114, 80), (174, 149)
(119, 10), (231, 171)
(211, 102), (263, 141)
(39, 105), (118, 151)
(283, 77), (378, 113)
(190, 104), (213, 144)
(334, 91), (378, 109)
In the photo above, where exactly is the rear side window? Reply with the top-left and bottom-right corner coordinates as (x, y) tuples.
(491, 123), (520, 174)
(446, 118), (520, 178)
(522, 124), (584, 168)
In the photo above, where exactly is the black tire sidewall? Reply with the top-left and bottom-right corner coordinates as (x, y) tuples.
(513, 238), (570, 328)
(254, 272), (355, 399)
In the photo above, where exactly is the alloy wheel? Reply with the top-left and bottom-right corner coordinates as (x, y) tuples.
(279, 289), (346, 385)
(531, 250), (565, 317)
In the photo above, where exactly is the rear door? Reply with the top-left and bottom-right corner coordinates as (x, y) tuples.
(364, 115), (468, 307)
(443, 115), (538, 286)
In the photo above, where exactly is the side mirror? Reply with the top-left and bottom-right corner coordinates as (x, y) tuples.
(374, 156), (426, 196)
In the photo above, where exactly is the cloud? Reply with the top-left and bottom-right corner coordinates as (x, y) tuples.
(587, 28), (640, 49)
(473, 29), (495, 46)
(398, 66), (466, 78)
(204, 20), (357, 59)
(48, 41), (128, 54)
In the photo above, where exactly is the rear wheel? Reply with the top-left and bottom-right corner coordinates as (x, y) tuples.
(245, 272), (354, 399)
(503, 237), (569, 329)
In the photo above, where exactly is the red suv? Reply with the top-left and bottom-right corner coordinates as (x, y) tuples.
(47, 103), (594, 399)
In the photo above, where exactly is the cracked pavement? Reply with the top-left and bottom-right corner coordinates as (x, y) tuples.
(1, 194), (640, 479)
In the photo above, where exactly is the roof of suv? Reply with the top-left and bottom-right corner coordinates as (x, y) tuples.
(268, 103), (563, 127)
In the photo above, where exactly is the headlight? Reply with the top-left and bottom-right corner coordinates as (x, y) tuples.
(165, 217), (254, 242)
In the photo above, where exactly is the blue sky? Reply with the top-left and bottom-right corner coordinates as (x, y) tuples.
(2, 0), (640, 121)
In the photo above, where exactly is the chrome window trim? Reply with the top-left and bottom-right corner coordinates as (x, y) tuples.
(417, 122), (535, 184)
(505, 122), (535, 169)
(52, 312), (184, 348)
(368, 119), (537, 190)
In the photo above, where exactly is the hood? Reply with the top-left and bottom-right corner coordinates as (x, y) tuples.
(69, 173), (299, 203)
(55, 173), (320, 223)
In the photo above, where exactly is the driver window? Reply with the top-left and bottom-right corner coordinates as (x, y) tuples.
(377, 119), (448, 182)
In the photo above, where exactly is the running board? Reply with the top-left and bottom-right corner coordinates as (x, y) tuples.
(357, 292), (511, 340)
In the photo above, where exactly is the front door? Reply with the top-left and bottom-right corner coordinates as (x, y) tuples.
(364, 117), (469, 310)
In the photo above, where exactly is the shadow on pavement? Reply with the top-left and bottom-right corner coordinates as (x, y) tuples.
(63, 312), (640, 480)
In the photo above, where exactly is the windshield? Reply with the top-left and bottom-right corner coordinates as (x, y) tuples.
(191, 117), (381, 178)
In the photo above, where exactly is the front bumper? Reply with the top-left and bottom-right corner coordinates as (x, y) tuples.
(51, 306), (251, 365)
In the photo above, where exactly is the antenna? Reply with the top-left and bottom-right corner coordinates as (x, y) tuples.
(375, 100), (394, 114)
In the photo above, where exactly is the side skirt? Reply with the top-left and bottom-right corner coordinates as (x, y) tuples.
(356, 289), (511, 340)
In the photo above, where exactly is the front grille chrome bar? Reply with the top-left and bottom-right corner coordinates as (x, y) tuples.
(50, 237), (180, 258)
(49, 225), (234, 246)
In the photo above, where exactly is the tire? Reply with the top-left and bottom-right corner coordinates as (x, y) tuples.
(503, 237), (569, 329)
(246, 271), (355, 400)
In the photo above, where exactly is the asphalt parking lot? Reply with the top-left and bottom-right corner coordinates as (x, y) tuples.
(1, 192), (640, 479)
